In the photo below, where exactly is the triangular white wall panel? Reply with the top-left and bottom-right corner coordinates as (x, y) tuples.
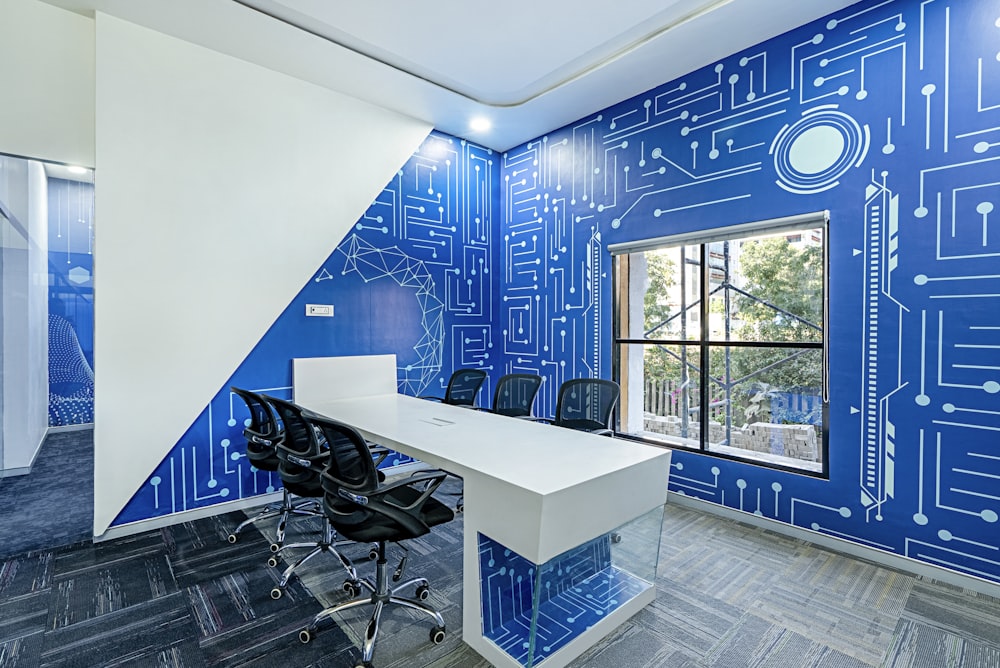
(93, 13), (431, 536)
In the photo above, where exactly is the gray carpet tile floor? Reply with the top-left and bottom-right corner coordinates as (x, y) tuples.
(2, 431), (1000, 666)
(0, 430), (94, 559)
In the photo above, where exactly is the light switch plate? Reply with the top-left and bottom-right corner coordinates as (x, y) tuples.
(306, 304), (334, 317)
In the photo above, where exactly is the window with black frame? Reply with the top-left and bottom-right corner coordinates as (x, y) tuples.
(612, 212), (829, 476)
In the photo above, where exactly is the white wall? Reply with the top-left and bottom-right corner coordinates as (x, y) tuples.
(0, 159), (49, 472)
(93, 13), (432, 535)
(0, 0), (95, 167)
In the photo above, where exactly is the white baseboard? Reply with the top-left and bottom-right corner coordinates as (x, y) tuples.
(668, 491), (1000, 598)
(95, 491), (284, 542)
(0, 426), (51, 478)
(48, 423), (94, 433)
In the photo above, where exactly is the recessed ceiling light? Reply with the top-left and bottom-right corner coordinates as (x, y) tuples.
(469, 117), (491, 132)
(67, 166), (88, 174)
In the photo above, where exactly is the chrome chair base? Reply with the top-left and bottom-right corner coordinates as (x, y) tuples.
(227, 489), (322, 550)
(268, 516), (362, 600)
(298, 544), (446, 666)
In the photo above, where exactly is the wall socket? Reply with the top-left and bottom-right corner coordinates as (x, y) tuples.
(306, 304), (334, 317)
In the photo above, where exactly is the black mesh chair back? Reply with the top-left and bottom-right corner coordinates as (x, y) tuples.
(491, 373), (543, 417)
(443, 368), (488, 406)
(231, 387), (282, 472)
(315, 416), (454, 542)
(264, 395), (327, 495)
(553, 378), (620, 435)
(318, 419), (381, 496)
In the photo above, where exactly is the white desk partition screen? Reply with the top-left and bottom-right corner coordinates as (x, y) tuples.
(293, 355), (671, 668)
(293, 354), (397, 404)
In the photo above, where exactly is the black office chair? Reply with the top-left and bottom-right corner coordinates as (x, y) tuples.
(544, 378), (620, 436)
(263, 395), (379, 600)
(488, 373), (543, 417)
(227, 387), (322, 550)
(419, 368), (487, 406)
(299, 415), (454, 668)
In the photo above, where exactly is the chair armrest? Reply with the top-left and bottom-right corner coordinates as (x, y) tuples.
(417, 395), (444, 402)
(336, 489), (431, 537)
(369, 444), (391, 468)
(333, 470), (450, 537)
(375, 470), (449, 509)
(588, 428), (614, 437)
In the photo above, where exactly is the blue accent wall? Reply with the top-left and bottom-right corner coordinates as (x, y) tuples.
(47, 177), (94, 426)
(498, 0), (1000, 585)
(111, 0), (1000, 590)
(113, 132), (499, 525)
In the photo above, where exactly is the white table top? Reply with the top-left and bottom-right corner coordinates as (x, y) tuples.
(300, 392), (669, 498)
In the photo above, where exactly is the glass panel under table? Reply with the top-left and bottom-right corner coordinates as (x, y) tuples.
(478, 506), (664, 667)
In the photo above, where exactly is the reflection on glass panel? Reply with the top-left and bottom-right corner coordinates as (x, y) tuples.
(479, 505), (663, 667)
(632, 244), (702, 341)
(707, 228), (823, 343)
(628, 344), (701, 448)
(706, 346), (823, 470)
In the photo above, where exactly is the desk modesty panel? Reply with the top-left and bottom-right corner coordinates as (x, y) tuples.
(293, 355), (672, 668)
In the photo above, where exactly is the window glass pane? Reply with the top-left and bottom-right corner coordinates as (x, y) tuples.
(705, 346), (823, 472)
(613, 217), (827, 475)
(632, 244), (701, 342)
(630, 344), (701, 449)
(707, 228), (823, 343)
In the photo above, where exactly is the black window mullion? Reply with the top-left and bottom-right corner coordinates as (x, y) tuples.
(699, 243), (709, 454)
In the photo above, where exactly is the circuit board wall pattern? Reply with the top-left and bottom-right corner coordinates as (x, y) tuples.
(114, 132), (499, 526)
(498, 0), (1000, 584)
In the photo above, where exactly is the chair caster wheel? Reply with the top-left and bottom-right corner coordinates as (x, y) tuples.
(270, 587), (283, 600)
(343, 580), (360, 597)
(299, 628), (312, 644)
(611, 533), (622, 544)
(415, 584), (430, 601)
(227, 533), (238, 544)
(455, 503), (464, 513)
(269, 543), (281, 553)
(267, 556), (279, 568)
(429, 625), (446, 644)
(368, 548), (379, 561)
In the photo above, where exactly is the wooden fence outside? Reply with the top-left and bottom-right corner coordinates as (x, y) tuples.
(644, 378), (728, 421)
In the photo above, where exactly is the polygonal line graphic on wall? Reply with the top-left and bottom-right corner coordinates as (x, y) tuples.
(334, 233), (444, 395)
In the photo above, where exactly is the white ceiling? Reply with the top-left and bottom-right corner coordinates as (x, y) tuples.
(44, 0), (857, 151)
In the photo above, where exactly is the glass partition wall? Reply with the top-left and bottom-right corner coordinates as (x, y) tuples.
(0, 153), (94, 484)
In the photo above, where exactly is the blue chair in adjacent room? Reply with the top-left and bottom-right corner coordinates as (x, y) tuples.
(227, 387), (322, 551)
(298, 414), (455, 668)
(419, 368), (487, 407)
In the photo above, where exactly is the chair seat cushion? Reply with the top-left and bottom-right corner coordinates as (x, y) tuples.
(283, 479), (323, 498)
(326, 487), (454, 543)
(247, 451), (280, 472)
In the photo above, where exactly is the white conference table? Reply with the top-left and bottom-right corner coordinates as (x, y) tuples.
(293, 355), (672, 668)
